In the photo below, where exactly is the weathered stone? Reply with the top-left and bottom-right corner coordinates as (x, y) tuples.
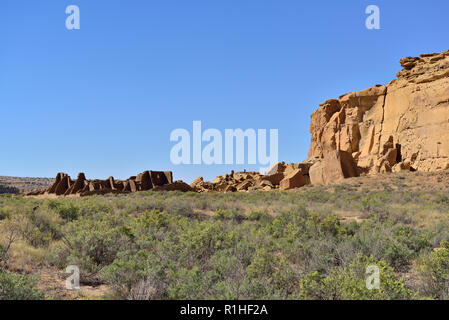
(262, 173), (284, 186)
(308, 49), (449, 174)
(265, 162), (287, 175)
(140, 171), (153, 190)
(236, 180), (252, 191)
(191, 177), (204, 187)
(212, 176), (222, 184)
(47, 172), (64, 194)
(383, 148), (398, 167)
(309, 150), (359, 185)
(279, 168), (307, 190)
(68, 173), (86, 195)
(128, 179), (137, 193)
(42, 170), (175, 197)
(224, 185), (237, 193)
(256, 179), (274, 189)
(152, 181), (194, 192)
(150, 171), (170, 186)
(54, 174), (70, 195)
(108, 176), (115, 190)
(392, 160), (412, 173)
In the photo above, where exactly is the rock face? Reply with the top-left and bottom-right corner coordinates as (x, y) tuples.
(31, 170), (175, 197)
(308, 49), (449, 174)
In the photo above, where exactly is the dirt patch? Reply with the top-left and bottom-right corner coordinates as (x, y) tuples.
(35, 267), (110, 300)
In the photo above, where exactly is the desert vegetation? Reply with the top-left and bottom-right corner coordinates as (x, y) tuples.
(1, 171), (449, 300)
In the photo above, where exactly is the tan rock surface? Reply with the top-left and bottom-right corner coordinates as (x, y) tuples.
(308, 49), (449, 174)
(309, 150), (359, 185)
(279, 168), (307, 190)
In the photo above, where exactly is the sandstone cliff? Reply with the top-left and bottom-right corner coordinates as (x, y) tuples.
(308, 49), (449, 174)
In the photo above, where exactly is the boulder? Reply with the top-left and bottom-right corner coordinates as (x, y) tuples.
(236, 180), (252, 191)
(262, 173), (285, 186)
(256, 179), (274, 189)
(309, 150), (359, 185)
(279, 168), (308, 190)
(392, 160), (412, 173)
(191, 177), (204, 187)
(224, 185), (237, 193)
(265, 162), (286, 175)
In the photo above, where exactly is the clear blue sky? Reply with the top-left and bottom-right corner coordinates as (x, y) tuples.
(1, 0), (448, 182)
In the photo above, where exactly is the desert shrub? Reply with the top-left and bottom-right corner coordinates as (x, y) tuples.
(49, 213), (130, 283)
(299, 254), (415, 300)
(417, 241), (449, 299)
(28, 209), (63, 246)
(127, 277), (168, 300)
(100, 250), (151, 298)
(360, 193), (390, 215)
(248, 211), (271, 222)
(0, 221), (20, 266)
(166, 266), (214, 299)
(0, 270), (43, 300)
(3, 184), (449, 300)
(320, 214), (344, 237)
(0, 207), (11, 221)
(47, 200), (79, 222)
(243, 249), (298, 299)
(213, 209), (246, 222)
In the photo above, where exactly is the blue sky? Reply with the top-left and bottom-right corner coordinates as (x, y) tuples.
(1, 1), (448, 182)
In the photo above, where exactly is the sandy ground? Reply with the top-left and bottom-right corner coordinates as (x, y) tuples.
(35, 267), (110, 300)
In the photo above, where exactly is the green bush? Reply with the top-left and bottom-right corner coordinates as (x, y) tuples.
(0, 270), (43, 300)
(49, 213), (130, 282)
(299, 255), (415, 300)
(213, 209), (246, 222)
(47, 200), (80, 222)
(3, 184), (449, 300)
(417, 241), (449, 299)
